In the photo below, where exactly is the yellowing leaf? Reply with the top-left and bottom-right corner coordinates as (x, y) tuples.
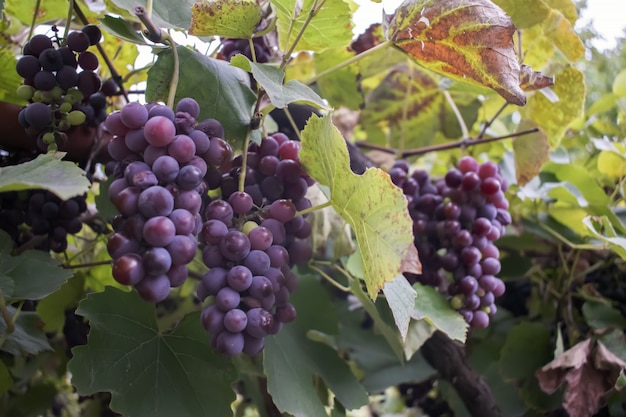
(513, 120), (550, 185)
(597, 151), (625, 178)
(189, 0), (262, 38)
(491, 0), (551, 28)
(271, 0), (354, 53)
(612, 69), (626, 97)
(388, 0), (526, 106)
(543, 0), (578, 25)
(524, 65), (585, 148)
(300, 115), (421, 299)
(542, 9), (584, 62)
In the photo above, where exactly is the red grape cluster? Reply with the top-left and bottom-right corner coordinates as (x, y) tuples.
(391, 156), (511, 329)
(15, 26), (104, 151)
(196, 133), (315, 356)
(0, 189), (87, 253)
(105, 98), (229, 302)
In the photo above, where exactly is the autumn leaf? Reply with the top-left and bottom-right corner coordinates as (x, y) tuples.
(387, 0), (527, 106)
(536, 339), (626, 417)
(300, 114), (421, 299)
(189, 0), (262, 38)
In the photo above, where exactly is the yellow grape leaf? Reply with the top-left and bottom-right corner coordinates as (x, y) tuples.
(491, 0), (551, 28)
(189, 0), (262, 38)
(388, 0), (527, 106)
(513, 120), (550, 185)
(524, 65), (585, 148)
(612, 69), (626, 97)
(543, 0), (578, 25)
(300, 115), (421, 299)
(542, 9), (584, 62)
(597, 151), (625, 179)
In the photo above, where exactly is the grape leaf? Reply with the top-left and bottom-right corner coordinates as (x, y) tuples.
(523, 65), (585, 148)
(382, 275), (416, 342)
(300, 114), (421, 299)
(36, 275), (85, 333)
(5, 0), (67, 25)
(99, 15), (148, 45)
(582, 301), (626, 331)
(388, 0), (527, 106)
(189, 0), (262, 38)
(361, 63), (481, 148)
(411, 283), (467, 342)
(68, 287), (237, 417)
(146, 46), (256, 145)
(314, 48), (363, 110)
(542, 9), (584, 62)
(0, 231), (74, 302)
(231, 55), (330, 110)
(0, 153), (90, 200)
(513, 119), (550, 185)
(264, 275), (368, 417)
(491, 0), (551, 28)
(0, 361), (12, 395)
(271, 0), (354, 53)
(0, 48), (26, 105)
(0, 307), (52, 355)
(108, 0), (194, 28)
(499, 322), (552, 380)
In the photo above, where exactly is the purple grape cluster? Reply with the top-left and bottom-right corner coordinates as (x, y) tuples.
(196, 133), (315, 356)
(220, 37), (272, 63)
(391, 156), (511, 329)
(105, 98), (231, 302)
(0, 190), (87, 253)
(16, 26), (105, 151)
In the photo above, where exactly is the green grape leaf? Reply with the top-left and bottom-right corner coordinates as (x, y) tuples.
(411, 283), (467, 342)
(582, 301), (626, 331)
(108, 0), (194, 28)
(491, 0), (551, 28)
(68, 287), (237, 417)
(382, 275), (416, 342)
(524, 65), (585, 148)
(146, 46), (256, 146)
(0, 307), (52, 355)
(597, 151), (626, 178)
(583, 216), (626, 261)
(0, 153), (90, 200)
(0, 361), (12, 395)
(513, 119), (550, 185)
(314, 48), (363, 110)
(388, 0), (527, 106)
(300, 114), (421, 299)
(334, 297), (435, 392)
(361, 63), (481, 148)
(264, 275), (368, 417)
(0, 231), (74, 302)
(0, 49), (26, 105)
(613, 69), (626, 97)
(500, 322), (552, 380)
(231, 55), (330, 110)
(271, 0), (354, 53)
(5, 0), (67, 25)
(99, 15), (148, 45)
(542, 9), (584, 62)
(36, 275), (85, 333)
(189, 0), (262, 38)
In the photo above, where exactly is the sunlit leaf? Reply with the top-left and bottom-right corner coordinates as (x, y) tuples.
(543, 0), (578, 25)
(271, 0), (354, 53)
(597, 151), (625, 179)
(300, 115), (421, 298)
(0, 49), (26, 105)
(542, 9), (584, 62)
(314, 48), (363, 110)
(491, 0), (551, 28)
(388, 0), (527, 105)
(189, 0), (262, 38)
(524, 65), (585, 147)
(612, 69), (626, 97)
(231, 55), (330, 110)
(109, 0), (194, 28)
(68, 287), (237, 417)
(0, 153), (90, 200)
(5, 0), (67, 25)
(146, 46), (256, 145)
(513, 120), (550, 185)
(411, 283), (467, 342)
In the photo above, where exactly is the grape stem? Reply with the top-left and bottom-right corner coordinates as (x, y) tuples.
(73, 1), (130, 102)
(355, 127), (541, 158)
(28, 0), (42, 40)
(0, 298), (23, 349)
(295, 200), (332, 217)
(444, 90), (469, 140)
(63, 0), (75, 48)
(304, 40), (393, 85)
(135, 7), (179, 108)
(238, 128), (253, 193)
(62, 260), (113, 269)
(280, 0), (328, 70)
(308, 263), (351, 292)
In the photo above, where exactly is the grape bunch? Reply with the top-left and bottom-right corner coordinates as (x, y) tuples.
(219, 37), (272, 63)
(106, 98), (227, 302)
(391, 156), (511, 329)
(15, 25), (105, 151)
(195, 133), (315, 356)
(0, 189), (87, 253)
